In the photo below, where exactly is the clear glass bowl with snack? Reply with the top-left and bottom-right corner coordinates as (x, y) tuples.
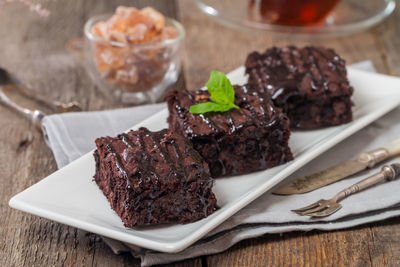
(84, 6), (185, 105)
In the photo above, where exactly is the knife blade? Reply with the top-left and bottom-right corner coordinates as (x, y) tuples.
(273, 159), (368, 195)
(272, 141), (400, 195)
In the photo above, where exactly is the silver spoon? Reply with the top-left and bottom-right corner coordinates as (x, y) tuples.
(0, 67), (82, 113)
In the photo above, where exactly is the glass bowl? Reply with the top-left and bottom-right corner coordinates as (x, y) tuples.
(193, 0), (396, 38)
(84, 15), (185, 105)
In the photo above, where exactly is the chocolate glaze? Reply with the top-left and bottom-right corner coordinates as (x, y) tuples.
(93, 128), (217, 227)
(245, 46), (353, 129)
(165, 85), (293, 177)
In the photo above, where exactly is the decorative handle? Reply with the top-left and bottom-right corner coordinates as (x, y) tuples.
(356, 139), (400, 168)
(333, 163), (400, 202)
(0, 88), (45, 129)
(384, 139), (400, 158)
(357, 148), (389, 168)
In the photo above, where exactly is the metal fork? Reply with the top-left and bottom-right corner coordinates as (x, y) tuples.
(0, 87), (45, 129)
(0, 67), (81, 113)
(292, 163), (400, 217)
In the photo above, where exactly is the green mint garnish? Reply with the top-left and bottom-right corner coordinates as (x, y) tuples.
(189, 71), (240, 114)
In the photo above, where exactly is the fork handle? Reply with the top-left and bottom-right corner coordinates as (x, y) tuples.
(333, 163), (400, 202)
(0, 88), (45, 129)
(5, 76), (61, 112)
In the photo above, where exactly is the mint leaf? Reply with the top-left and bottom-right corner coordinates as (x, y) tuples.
(189, 71), (239, 114)
(206, 71), (235, 105)
(189, 102), (232, 114)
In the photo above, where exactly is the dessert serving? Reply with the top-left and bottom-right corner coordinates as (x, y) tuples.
(93, 127), (218, 227)
(165, 71), (293, 178)
(91, 45), (354, 227)
(245, 46), (353, 129)
(92, 70), (294, 227)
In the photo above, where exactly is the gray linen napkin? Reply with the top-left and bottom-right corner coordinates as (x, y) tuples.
(42, 61), (400, 266)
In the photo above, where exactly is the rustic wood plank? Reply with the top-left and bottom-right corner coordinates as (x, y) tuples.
(0, 1), (200, 266)
(204, 218), (400, 267)
(366, 219), (400, 267)
(206, 227), (374, 267)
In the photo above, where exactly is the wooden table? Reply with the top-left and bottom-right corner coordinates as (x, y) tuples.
(1, 0), (400, 266)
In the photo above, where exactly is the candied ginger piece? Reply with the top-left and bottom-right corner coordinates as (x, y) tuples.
(160, 26), (178, 40)
(107, 14), (127, 33)
(108, 30), (127, 43)
(91, 22), (108, 38)
(151, 26), (178, 43)
(116, 6), (138, 18)
(94, 55), (111, 73)
(100, 49), (125, 69)
(122, 7), (148, 28)
(126, 23), (147, 43)
(141, 7), (165, 31)
(115, 67), (139, 84)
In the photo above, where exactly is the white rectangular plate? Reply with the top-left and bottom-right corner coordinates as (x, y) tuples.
(9, 67), (400, 253)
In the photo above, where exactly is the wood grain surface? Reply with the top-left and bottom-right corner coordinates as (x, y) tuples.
(1, 0), (400, 266)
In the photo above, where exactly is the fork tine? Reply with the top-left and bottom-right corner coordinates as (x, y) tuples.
(291, 200), (323, 213)
(307, 204), (342, 217)
(293, 204), (326, 216)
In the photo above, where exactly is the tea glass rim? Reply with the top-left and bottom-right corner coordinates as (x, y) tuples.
(84, 14), (186, 48)
(192, 0), (396, 37)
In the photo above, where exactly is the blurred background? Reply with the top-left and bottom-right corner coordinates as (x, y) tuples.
(0, 0), (398, 111)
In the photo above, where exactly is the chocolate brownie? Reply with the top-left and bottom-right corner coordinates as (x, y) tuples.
(165, 85), (293, 178)
(93, 127), (217, 227)
(245, 46), (353, 129)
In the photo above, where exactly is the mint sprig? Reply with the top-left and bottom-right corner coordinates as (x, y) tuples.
(189, 71), (239, 114)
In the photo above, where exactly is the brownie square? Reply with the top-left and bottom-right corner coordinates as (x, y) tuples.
(165, 85), (293, 178)
(93, 127), (217, 227)
(245, 46), (353, 129)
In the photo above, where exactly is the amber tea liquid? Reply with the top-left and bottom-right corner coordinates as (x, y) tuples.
(249, 0), (340, 26)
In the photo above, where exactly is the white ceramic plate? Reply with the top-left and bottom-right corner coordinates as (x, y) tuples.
(9, 67), (400, 253)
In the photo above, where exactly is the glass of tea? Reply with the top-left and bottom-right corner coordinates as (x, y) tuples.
(193, 0), (396, 37)
(249, 0), (340, 26)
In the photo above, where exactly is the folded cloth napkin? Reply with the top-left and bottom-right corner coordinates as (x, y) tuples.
(42, 61), (400, 266)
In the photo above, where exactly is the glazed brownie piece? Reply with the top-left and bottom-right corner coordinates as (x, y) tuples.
(245, 46), (353, 129)
(93, 127), (217, 227)
(165, 85), (293, 178)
